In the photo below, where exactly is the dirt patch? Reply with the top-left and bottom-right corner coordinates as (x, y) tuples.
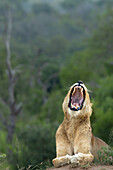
(47, 165), (113, 170)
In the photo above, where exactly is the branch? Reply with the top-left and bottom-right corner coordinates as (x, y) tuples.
(3, 6), (23, 145)
(14, 65), (25, 74)
(15, 103), (22, 116)
(5, 9), (13, 79)
(5, 8), (22, 116)
(5, 9), (15, 107)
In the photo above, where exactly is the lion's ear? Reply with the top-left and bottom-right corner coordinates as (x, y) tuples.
(62, 99), (65, 113)
(62, 97), (67, 114)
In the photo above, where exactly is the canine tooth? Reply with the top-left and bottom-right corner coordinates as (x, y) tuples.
(81, 88), (83, 92)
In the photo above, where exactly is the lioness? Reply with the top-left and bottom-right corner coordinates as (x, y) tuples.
(52, 81), (108, 167)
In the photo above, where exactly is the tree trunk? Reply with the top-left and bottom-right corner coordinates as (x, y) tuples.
(4, 8), (22, 162)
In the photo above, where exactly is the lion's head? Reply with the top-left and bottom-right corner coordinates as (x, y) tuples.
(63, 81), (92, 117)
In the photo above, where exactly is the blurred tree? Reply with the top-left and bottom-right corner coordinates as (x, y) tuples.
(0, 0), (113, 168)
(59, 8), (113, 147)
(39, 90), (64, 124)
(61, 0), (82, 9)
(60, 50), (92, 88)
(93, 76), (113, 145)
(15, 125), (56, 169)
(0, 0), (26, 163)
(32, 3), (55, 14)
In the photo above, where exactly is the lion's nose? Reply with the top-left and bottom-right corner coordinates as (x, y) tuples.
(77, 80), (83, 85)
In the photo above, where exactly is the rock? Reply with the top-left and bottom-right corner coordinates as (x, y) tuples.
(47, 165), (113, 170)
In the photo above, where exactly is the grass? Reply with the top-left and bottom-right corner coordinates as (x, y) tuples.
(17, 160), (52, 170)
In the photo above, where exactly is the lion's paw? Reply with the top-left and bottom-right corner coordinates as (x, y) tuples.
(70, 156), (79, 167)
(70, 153), (94, 167)
(53, 153), (94, 168)
(52, 155), (71, 168)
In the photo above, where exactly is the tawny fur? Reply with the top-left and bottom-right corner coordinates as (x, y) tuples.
(52, 82), (108, 168)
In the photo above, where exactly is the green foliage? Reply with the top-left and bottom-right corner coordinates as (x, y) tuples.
(95, 147), (113, 165)
(61, 0), (82, 9)
(0, 0), (113, 169)
(0, 152), (8, 169)
(0, 132), (7, 153)
(0, 153), (6, 160)
(32, 3), (55, 14)
(92, 76), (113, 144)
(14, 125), (55, 169)
(60, 51), (92, 88)
(39, 90), (64, 124)
(105, 61), (113, 76)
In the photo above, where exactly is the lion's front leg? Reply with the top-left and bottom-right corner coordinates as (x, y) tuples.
(52, 127), (73, 167)
(71, 125), (94, 166)
(52, 140), (72, 168)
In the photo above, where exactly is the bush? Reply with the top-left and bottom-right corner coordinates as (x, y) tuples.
(12, 125), (56, 169)
(93, 76), (113, 144)
(95, 147), (113, 165)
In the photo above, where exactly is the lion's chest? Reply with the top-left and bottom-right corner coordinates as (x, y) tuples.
(64, 117), (89, 144)
(65, 119), (78, 144)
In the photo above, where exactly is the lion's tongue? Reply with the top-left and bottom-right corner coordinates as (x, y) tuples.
(72, 102), (80, 108)
(72, 100), (80, 107)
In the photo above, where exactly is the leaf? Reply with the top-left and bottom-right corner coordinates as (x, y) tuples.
(0, 153), (6, 158)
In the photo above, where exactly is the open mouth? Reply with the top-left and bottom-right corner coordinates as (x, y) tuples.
(69, 85), (85, 111)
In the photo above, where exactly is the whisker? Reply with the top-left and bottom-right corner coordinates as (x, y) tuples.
(87, 89), (93, 93)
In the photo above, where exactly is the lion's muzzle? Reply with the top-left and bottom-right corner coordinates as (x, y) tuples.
(68, 85), (85, 111)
